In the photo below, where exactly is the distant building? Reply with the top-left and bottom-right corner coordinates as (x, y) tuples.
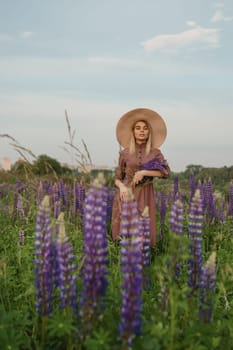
(1, 157), (12, 171)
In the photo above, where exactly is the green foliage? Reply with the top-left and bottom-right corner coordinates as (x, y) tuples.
(32, 154), (63, 175)
(84, 328), (112, 350)
(0, 176), (233, 350)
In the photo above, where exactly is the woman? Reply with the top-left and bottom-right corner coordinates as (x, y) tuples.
(111, 108), (170, 247)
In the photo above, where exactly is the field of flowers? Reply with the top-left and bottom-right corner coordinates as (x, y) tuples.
(0, 172), (233, 350)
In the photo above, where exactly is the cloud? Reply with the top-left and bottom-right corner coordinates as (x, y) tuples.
(186, 20), (197, 27)
(142, 25), (221, 53)
(19, 31), (34, 39)
(211, 9), (233, 22)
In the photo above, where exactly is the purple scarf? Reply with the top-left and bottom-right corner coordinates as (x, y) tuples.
(138, 157), (167, 185)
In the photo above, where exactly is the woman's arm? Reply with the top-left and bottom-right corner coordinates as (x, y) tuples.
(114, 151), (130, 201)
(132, 169), (165, 186)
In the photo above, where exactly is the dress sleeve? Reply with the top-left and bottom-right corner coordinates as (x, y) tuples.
(114, 151), (126, 182)
(153, 148), (171, 179)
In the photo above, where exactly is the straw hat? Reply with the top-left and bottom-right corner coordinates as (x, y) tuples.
(116, 108), (167, 148)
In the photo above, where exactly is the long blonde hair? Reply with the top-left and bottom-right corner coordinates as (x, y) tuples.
(129, 119), (152, 156)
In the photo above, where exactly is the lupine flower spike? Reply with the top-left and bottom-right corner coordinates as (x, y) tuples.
(140, 206), (150, 267)
(80, 173), (109, 327)
(119, 189), (143, 347)
(169, 198), (184, 278)
(54, 212), (78, 311)
(34, 195), (53, 316)
(199, 251), (217, 322)
(227, 181), (233, 216)
(188, 189), (204, 294)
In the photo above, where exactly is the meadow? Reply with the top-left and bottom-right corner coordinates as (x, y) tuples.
(0, 169), (233, 350)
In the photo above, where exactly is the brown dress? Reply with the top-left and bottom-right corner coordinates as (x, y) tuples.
(111, 144), (170, 247)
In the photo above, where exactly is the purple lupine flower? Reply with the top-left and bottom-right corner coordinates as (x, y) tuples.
(58, 179), (68, 208)
(169, 198), (184, 278)
(74, 181), (86, 223)
(54, 200), (61, 219)
(119, 191), (143, 347)
(51, 183), (60, 217)
(227, 182), (233, 216)
(203, 178), (216, 224)
(80, 173), (108, 323)
(199, 252), (216, 322)
(54, 213), (77, 310)
(188, 189), (204, 293)
(170, 198), (184, 235)
(52, 182), (60, 204)
(140, 206), (150, 267)
(34, 195), (53, 316)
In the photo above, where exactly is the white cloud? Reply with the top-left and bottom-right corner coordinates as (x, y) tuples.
(211, 9), (233, 22)
(19, 31), (34, 39)
(186, 20), (197, 27)
(142, 25), (221, 53)
(211, 2), (233, 22)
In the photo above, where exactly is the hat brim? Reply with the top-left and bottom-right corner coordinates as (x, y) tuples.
(116, 108), (167, 148)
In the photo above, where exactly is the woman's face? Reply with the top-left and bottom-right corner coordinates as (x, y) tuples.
(133, 120), (149, 144)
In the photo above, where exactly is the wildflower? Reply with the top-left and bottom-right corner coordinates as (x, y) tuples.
(169, 198), (184, 277)
(119, 191), (143, 346)
(227, 181), (233, 216)
(58, 179), (68, 208)
(34, 195), (53, 316)
(188, 189), (204, 293)
(199, 252), (217, 322)
(170, 198), (184, 235)
(203, 178), (216, 224)
(74, 181), (85, 222)
(54, 200), (61, 219)
(80, 173), (109, 323)
(140, 206), (150, 267)
(54, 213), (77, 310)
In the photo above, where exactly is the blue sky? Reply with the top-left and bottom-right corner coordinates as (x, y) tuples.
(1, 0), (233, 172)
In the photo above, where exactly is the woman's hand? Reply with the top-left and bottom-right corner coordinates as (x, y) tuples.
(132, 170), (145, 186)
(115, 179), (130, 202)
(119, 184), (130, 202)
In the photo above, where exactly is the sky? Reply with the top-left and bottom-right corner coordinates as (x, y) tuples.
(1, 0), (233, 172)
